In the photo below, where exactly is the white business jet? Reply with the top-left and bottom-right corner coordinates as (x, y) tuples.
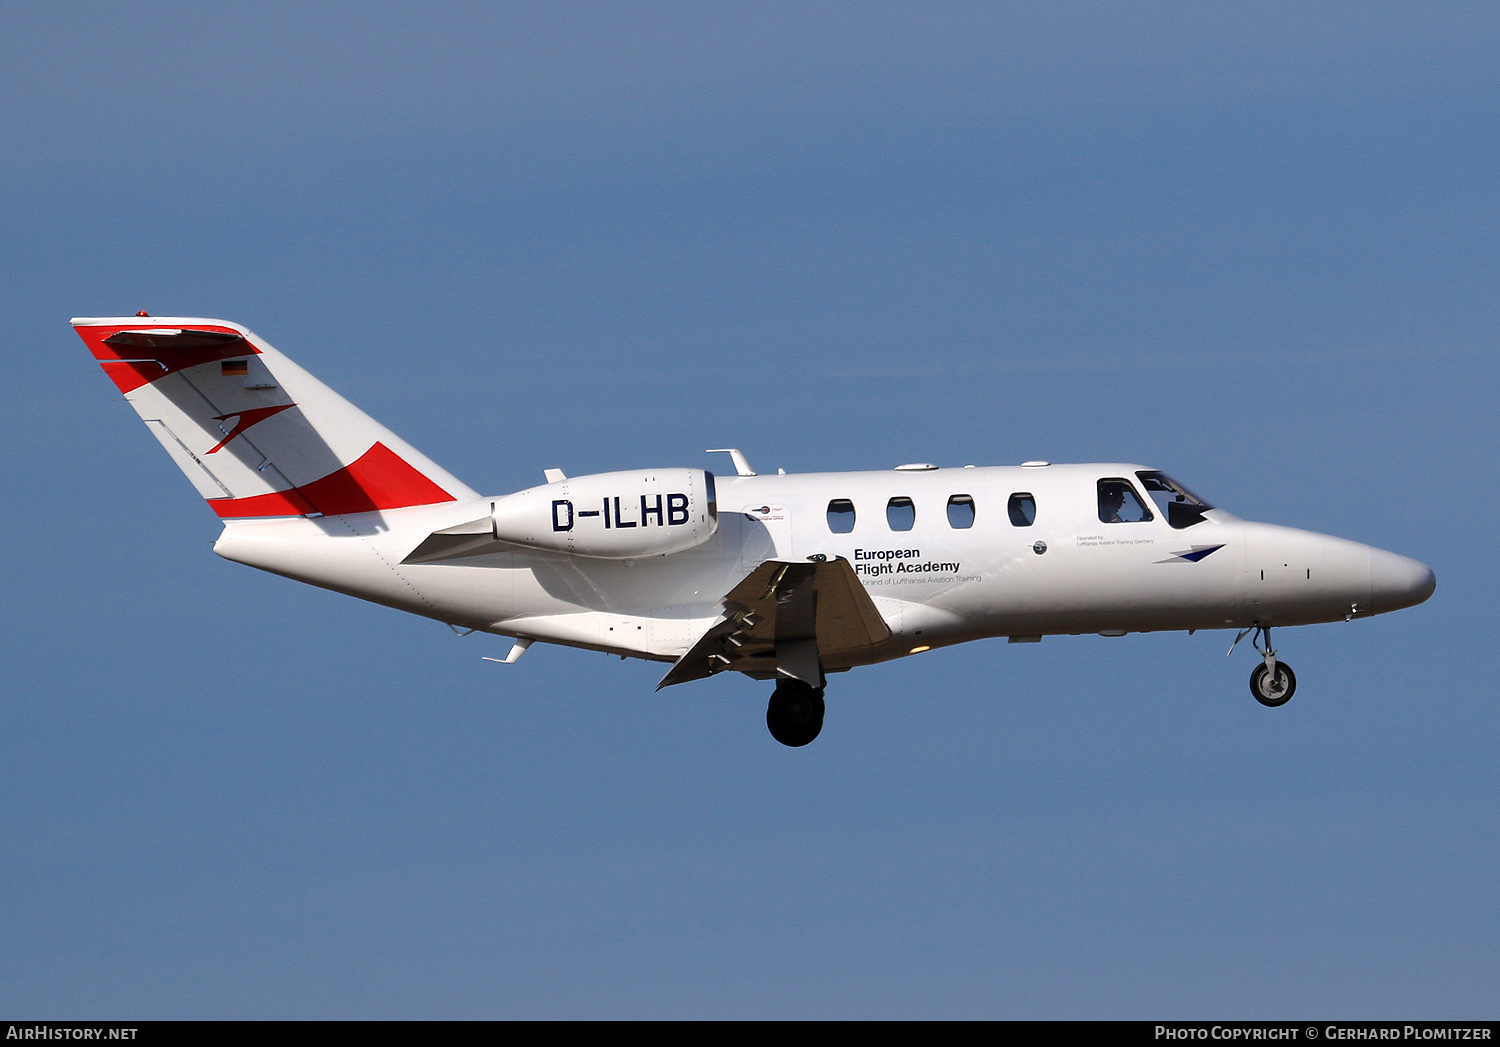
(75, 316), (1436, 746)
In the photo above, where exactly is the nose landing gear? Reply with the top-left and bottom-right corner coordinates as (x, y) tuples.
(1230, 625), (1297, 707)
(1250, 659), (1296, 706)
(767, 680), (825, 746)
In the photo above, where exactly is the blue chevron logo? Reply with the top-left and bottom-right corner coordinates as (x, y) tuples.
(1155, 544), (1226, 564)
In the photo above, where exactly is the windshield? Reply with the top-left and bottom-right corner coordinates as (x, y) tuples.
(1136, 471), (1214, 529)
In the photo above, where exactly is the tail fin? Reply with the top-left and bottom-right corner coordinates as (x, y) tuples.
(74, 316), (477, 519)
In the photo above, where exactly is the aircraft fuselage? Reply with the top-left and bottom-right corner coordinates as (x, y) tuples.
(214, 462), (1434, 668)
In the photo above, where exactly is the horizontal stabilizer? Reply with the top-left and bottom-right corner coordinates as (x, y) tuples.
(104, 328), (248, 353)
(657, 557), (891, 689)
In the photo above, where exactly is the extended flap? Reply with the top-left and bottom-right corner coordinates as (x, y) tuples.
(657, 557), (891, 689)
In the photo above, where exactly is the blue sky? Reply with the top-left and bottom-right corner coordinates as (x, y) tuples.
(2, 2), (1496, 1017)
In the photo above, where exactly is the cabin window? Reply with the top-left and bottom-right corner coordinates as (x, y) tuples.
(1098, 478), (1153, 523)
(1008, 493), (1036, 527)
(1136, 471), (1213, 529)
(826, 499), (856, 534)
(946, 494), (975, 529)
(886, 496), (915, 532)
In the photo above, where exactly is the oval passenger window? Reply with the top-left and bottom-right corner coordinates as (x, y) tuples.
(947, 494), (975, 529)
(1008, 493), (1036, 527)
(826, 499), (856, 534)
(887, 497), (915, 532)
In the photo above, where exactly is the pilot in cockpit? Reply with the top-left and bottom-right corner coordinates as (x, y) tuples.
(1099, 483), (1127, 524)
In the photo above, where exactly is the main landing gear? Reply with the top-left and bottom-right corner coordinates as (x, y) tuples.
(767, 680), (825, 747)
(1230, 625), (1297, 707)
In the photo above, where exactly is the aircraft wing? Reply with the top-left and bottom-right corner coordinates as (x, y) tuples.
(656, 557), (891, 689)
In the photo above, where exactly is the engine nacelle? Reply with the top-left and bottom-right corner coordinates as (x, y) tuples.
(490, 468), (718, 559)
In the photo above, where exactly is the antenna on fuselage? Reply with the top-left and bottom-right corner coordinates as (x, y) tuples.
(706, 449), (756, 476)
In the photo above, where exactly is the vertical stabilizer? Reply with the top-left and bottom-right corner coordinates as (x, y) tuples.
(74, 317), (477, 518)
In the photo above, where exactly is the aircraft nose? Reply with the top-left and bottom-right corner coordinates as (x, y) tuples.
(1368, 548), (1436, 614)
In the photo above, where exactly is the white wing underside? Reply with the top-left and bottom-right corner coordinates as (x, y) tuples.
(657, 557), (891, 689)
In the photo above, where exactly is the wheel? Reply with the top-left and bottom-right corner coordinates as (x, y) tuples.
(766, 682), (826, 747)
(1250, 661), (1296, 707)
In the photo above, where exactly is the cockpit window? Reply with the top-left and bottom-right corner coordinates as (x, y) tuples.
(1136, 471), (1213, 529)
(1098, 478), (1153, 523)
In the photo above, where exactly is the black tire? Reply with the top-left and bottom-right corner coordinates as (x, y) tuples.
(766, 683), (826, 747)
(1250, 661), (1297, 707)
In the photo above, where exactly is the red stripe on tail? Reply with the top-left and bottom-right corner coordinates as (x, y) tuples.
(75, 324), (259, 394)
(209, 442), (456, 518)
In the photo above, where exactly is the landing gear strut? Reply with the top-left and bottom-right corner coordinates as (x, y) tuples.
(1230, 625), (1297, 707)
(767, 681), (825, 747)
